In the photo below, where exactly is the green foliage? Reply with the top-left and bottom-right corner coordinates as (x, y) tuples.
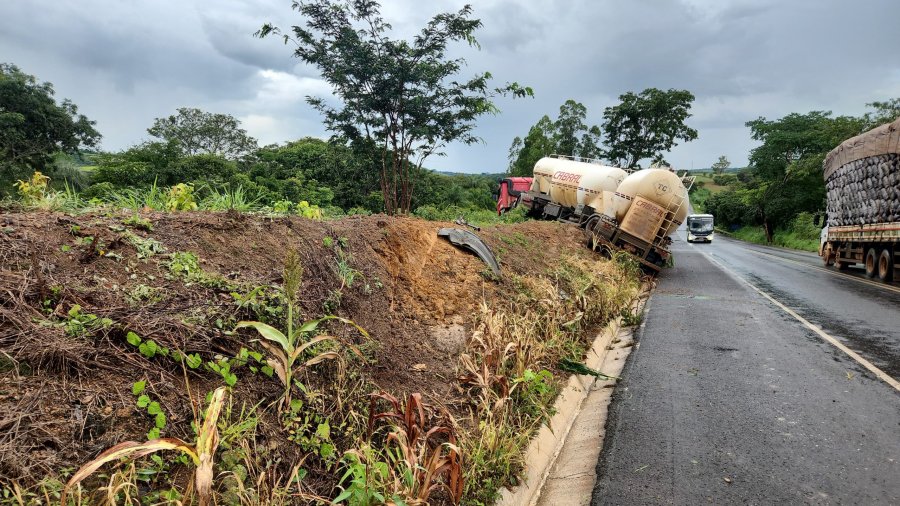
(712, 173), (738, 186)
(601, 88), (698, 168)
(0, 63), (100, 189)
(507, 100), (603, 177)
(64, 305), (112, 336)
(861, 98), (900, 130)
(13, 170), (50, 203)
(206, 357), (239, 387)
(257, 2), (531, 214)
(166, 183), (198, 211)
(235, 250), (369, 407)
(708, 110), (866, 241)
(711, 155), (730, 174)
(132, 381), (167, 440)
(334, 448), (393, 505)
(728, 212), (820, 252)
(510, 369), (556, 421)
(147, 108), (258, 159)
(199, 184), (263, 211)
(80, 181), (116, 200)
(123, 214), (153, 231)
(413, 203), (527, 226)
(689, 186), (711, 213)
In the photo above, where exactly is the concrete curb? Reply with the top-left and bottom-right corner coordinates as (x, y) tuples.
(496, 316), (622, 506)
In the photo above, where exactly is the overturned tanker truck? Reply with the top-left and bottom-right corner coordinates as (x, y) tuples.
(521, 155), (694, 273)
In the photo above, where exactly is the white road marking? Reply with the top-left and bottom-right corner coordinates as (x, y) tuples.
(699, 251), (900, 393)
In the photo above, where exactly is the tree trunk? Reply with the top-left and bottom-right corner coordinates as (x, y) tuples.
(763, 219), (773, 243)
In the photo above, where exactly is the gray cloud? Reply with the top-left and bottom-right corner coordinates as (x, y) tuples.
(0, 0), (898, 172)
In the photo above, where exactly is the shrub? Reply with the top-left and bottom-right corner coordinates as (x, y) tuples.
(80, 182), (116, 200)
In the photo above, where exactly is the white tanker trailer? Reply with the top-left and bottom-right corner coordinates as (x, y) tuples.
(521, 155), (694, 272)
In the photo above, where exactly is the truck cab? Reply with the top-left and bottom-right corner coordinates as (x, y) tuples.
(495, 177), (533, 215)
(686, 214), (714, 243)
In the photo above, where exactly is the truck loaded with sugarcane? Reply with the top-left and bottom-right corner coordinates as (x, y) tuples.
(518, 155), (694, 273)
(819, 118), (900, 282)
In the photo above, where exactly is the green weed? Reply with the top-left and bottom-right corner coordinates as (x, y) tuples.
(132, 381), (167, 440)
(64, 305), (113, 336)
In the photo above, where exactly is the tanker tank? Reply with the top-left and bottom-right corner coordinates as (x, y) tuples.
(613, 168), (689, 236)
(531, 157), (627, 211)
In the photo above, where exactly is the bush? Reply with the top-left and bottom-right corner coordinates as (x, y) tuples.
(712, 174), (738, 186)
(162, 154), (236, 186)
(91, 161), (154, 187)
(81, 182), (116, 200)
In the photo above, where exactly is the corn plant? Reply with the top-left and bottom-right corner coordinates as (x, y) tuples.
(366, 392), (464, 505)
(235, 250), (367, 407)
(62, 386), (228, 506)
(236, 315), (366, 408)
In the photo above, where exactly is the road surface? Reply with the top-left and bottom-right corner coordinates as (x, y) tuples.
(591, 231), (900, 504)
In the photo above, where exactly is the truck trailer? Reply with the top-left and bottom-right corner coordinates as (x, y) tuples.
(521, 155), (693, 273)
(819, 117), (900, 282)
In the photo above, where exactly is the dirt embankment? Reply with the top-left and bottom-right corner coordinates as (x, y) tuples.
(0, 210), (594, 488)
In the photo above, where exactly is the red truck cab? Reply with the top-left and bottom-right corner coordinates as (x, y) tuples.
(496, 177), (533, 215)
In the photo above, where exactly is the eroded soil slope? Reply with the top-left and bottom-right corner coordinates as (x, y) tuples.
(0, 210), (591, 488)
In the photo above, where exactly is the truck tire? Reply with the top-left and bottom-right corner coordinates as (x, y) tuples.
(864, 248), (878, 278)
(878, 248), (894, 282)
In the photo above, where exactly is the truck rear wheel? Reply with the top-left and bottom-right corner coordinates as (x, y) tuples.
(864, 248), (878, 278)
(878, 248), (894, 282)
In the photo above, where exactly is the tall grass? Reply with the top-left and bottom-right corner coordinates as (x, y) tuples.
(198, 184), (263, 212)
(457, 254), (641, 504)
(106, 181), (169, 211)
(413, 204), (527, 226)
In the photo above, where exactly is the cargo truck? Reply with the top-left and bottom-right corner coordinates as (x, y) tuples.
(521, 155), (693, 273)
(819, 117), (900, 282)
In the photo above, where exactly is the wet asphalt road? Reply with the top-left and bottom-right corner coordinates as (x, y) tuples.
(591, 232), (900, 505)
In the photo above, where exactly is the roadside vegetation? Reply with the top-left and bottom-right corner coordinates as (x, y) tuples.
(687, 99), (899, 251)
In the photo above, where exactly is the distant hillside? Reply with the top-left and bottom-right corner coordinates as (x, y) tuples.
(687, 167), (745, 174)
(435, 170), (506, 179)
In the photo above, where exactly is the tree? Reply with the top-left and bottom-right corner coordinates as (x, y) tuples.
(507, 99), (603, 176)
(711, 155), (730, 174)
(601, 88), (698, 168)
(507, 115), (555, 176)
(257, 1), (531, 215)
(0, 63), (100, 183)
(147, 108), (257, 160)
(742, 111), (865, 242)
(861, 98), (900, 130)
(554, 100), (588, 157)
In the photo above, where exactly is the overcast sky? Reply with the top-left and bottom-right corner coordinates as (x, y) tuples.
(2, 0), (899, 173)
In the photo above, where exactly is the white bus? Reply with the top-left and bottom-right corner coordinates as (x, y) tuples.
(686, 214), (714, 243)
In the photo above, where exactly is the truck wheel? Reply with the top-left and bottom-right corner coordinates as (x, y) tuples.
(864, 248), (878, 278)
(878, 249), (894, 282)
